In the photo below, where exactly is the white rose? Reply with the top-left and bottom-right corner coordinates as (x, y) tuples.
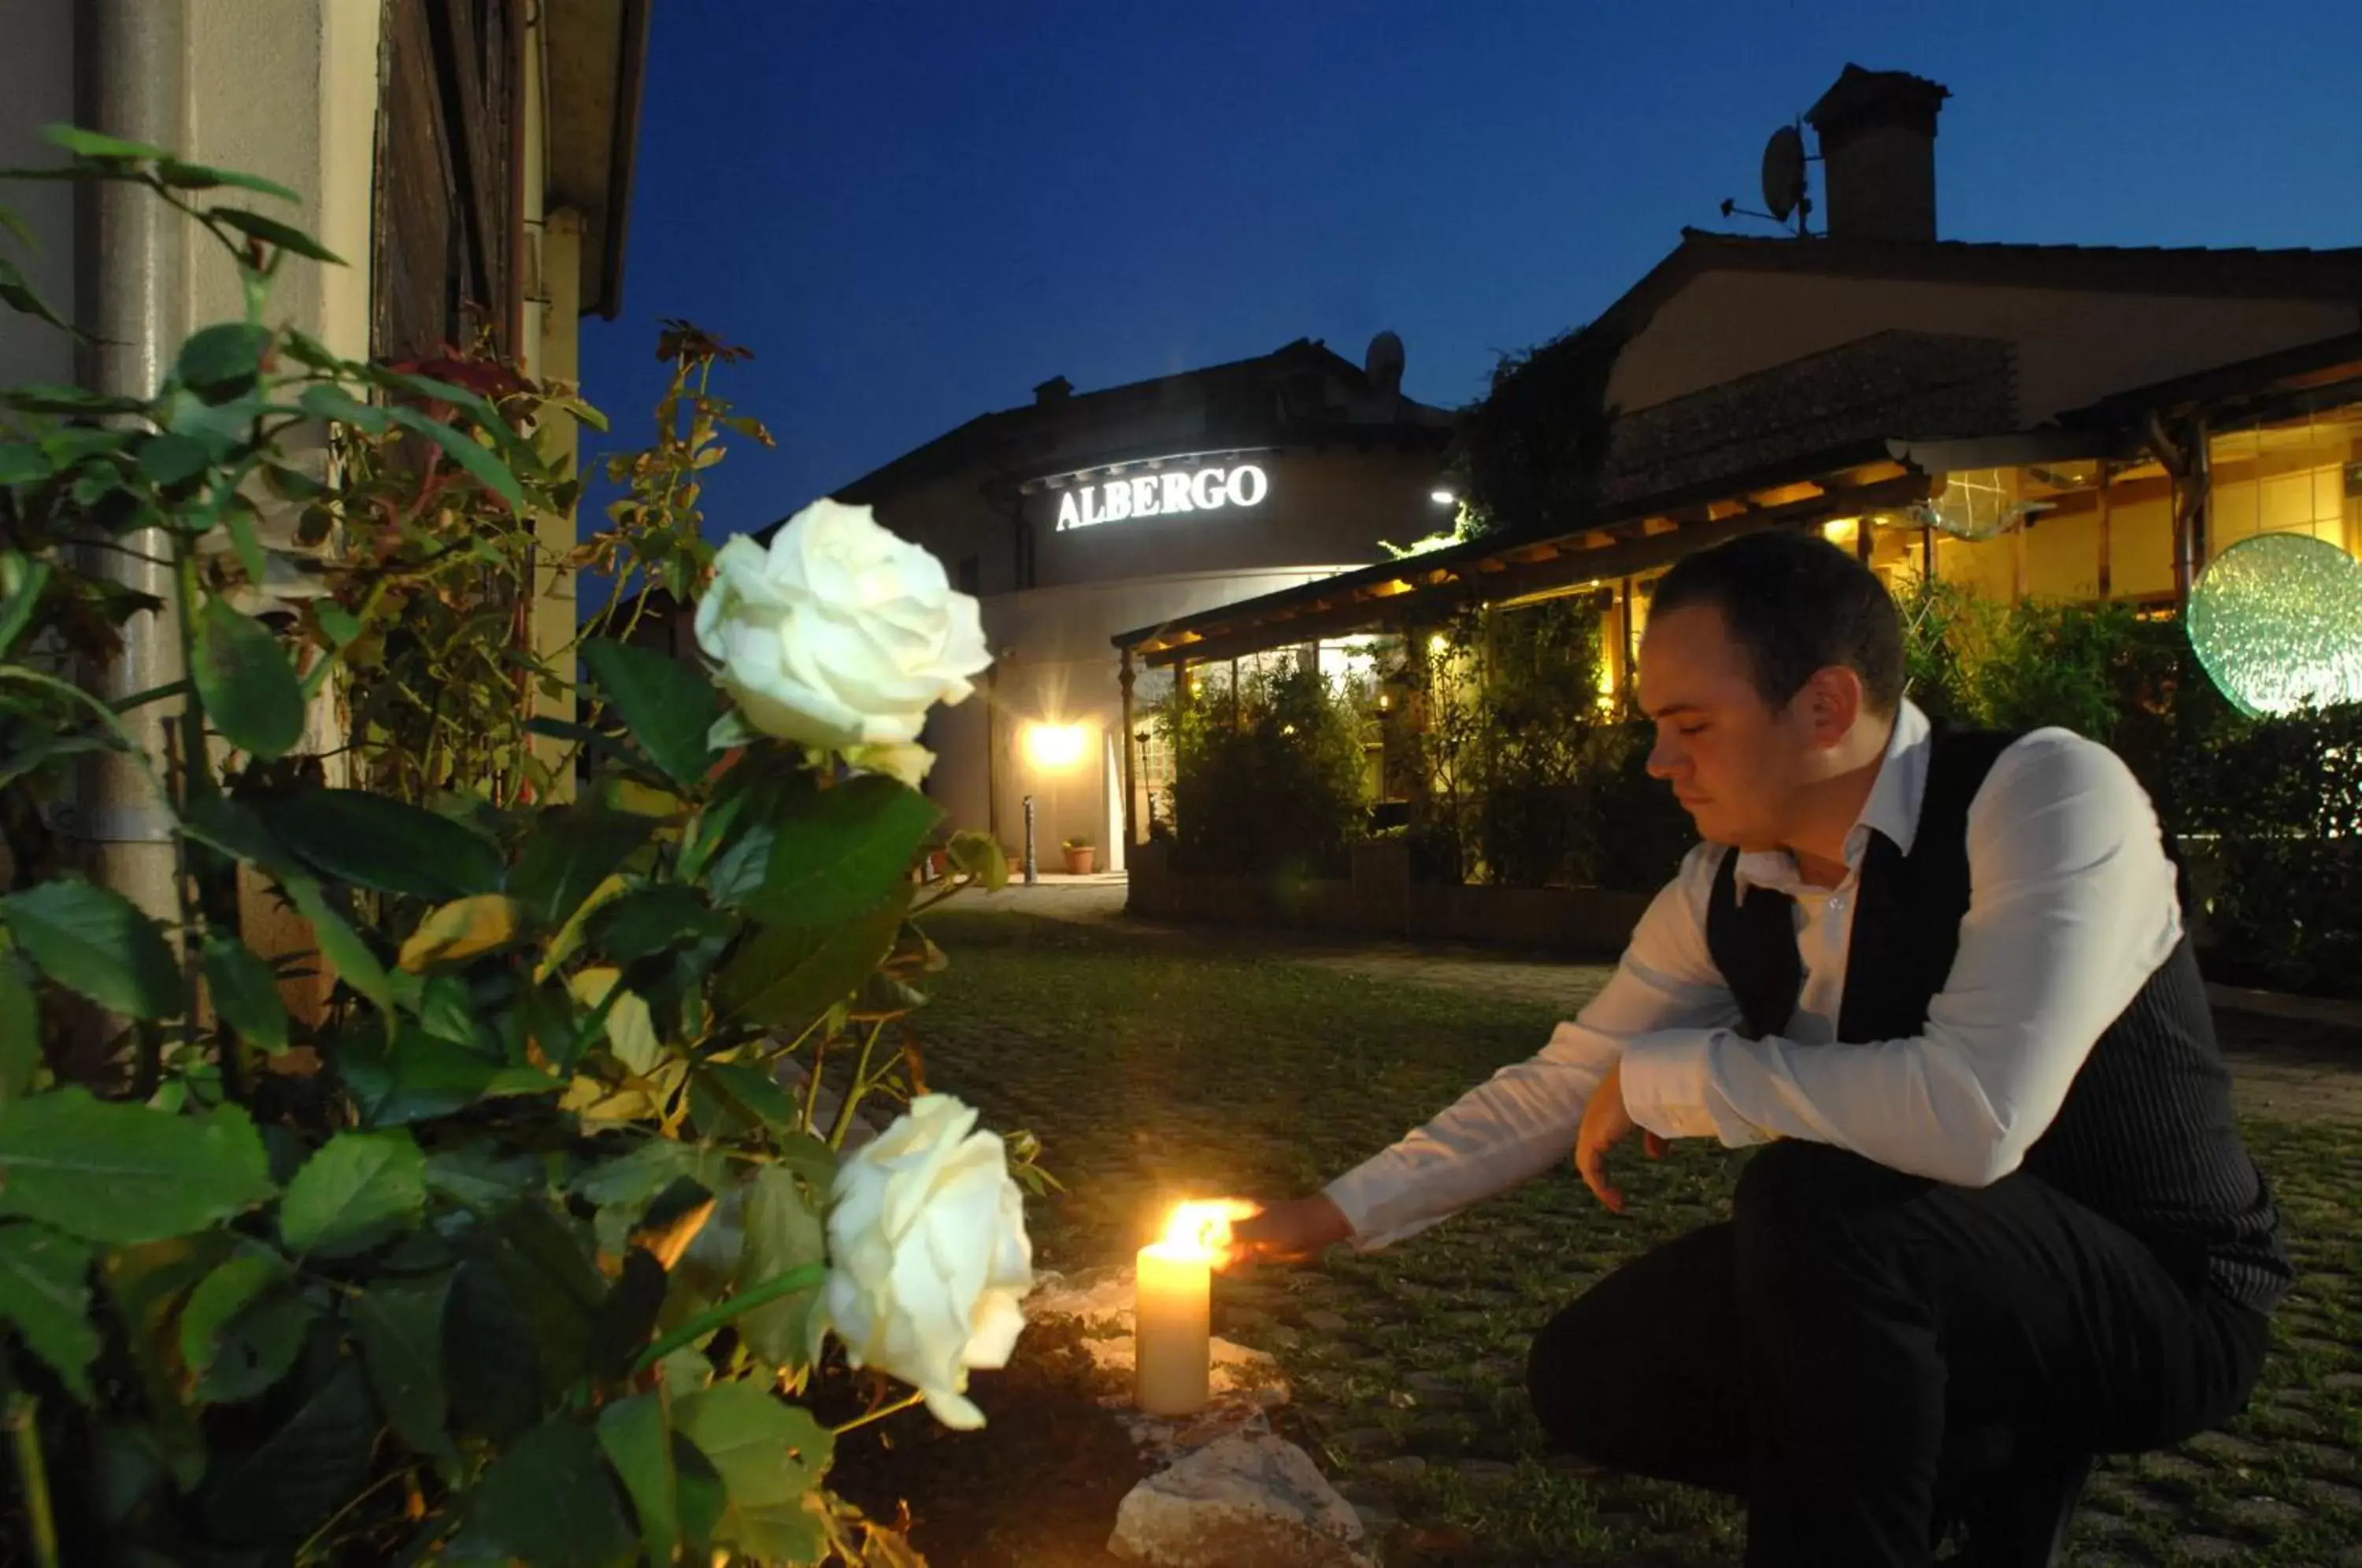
(817, 1093), (1033, 1429)
(694, 498), (991, 754)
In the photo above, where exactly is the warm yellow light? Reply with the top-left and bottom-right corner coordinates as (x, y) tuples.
(1427, 633), (1449, 656)
(1022, 722), (1087, 770)
(1156, 1200), (1261, 1263)
(1822, 517), (1860, 545)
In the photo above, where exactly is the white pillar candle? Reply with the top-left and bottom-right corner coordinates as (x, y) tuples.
(1134, 1236), (1211, 1416)
(1134, 1200), (1257, 1417)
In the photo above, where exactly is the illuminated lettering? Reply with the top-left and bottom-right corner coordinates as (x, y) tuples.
(1053, 460), (1272, 531)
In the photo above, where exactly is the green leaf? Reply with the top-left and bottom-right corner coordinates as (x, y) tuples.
(422, 1143), (542, 1211)
(205, 205), (345, 265)
(570, 1139), (723, 1211)
(0, 878), (187, 1020)
(352, 1272), (455, 1458)
(387, 405), (525, 513)
(43, 124), (171, 161)
(183, 793), (290, 869)
(281, 873), (391, 1011)
(198, 1362), (376, 1549)
(175, 323), (272, 400)
(135, 431), (212, 489)
(673, 1382), (834, 1562)
(0, 554), (54, 661)
(588, 885), (738, 965)
(280, 1130), (425, 1257)
(333, 1022), (556, 1128)
(0, 257), (75, 335)
(714, 890), (909, 1031)
(180, 1252), (307, 1402)
(463, 1418), (635, 1568)
(483, 1200), (605, 1395)
(296, 382), (391, 435)
(735, 1166), (827, 1373)
(221, 501), (269, 592)
(0, 1223), (98, 1400)
(154, 158), (300, 203)
(103, 1234), (233, 1488)
(269, 789), (503, 900)
(193, 597), (304, 760)
(597, 1392), (685, 1567)
(689, 1061), (797, 1142)
(588, 1248), (669, 1382)
(744, 774), (940, 928)
(445, 1256), (543, 1442)
(579, 638), (726, 790)
(201, 934), (289, 1053)
(0, 949), (44, 1102)
(510, 809), (653, 929)
(0, 1092), (273, 1243)
(946, 828), (1011, 892)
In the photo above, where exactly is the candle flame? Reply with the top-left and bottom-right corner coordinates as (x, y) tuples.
(1157, 1199), (1261, 1259)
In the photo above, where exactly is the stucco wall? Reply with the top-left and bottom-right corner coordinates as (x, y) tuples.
(0, 0), (78, 390)
(185, 0), (379, 359)
(1609, 271), (2360, 423)
(918, 568), (1351, 863)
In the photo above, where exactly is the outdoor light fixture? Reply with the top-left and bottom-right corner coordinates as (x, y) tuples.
(1022, 722), (1088, 770)
(1428, 633), (1450, 657)
(1430, 488), (1457, 506)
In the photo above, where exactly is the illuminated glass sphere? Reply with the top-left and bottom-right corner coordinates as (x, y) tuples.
(2187, 532), (2362, 718)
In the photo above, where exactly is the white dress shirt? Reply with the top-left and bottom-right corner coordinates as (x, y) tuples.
(1324, 701), (2185, 1251)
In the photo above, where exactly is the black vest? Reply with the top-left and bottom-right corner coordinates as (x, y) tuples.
(1705, 727), (2290, 1314)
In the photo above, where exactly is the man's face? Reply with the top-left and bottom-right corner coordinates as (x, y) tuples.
(1637, 604), (1820, 851)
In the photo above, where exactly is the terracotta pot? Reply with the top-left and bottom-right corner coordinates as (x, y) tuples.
(1061, 845), (1097, 875)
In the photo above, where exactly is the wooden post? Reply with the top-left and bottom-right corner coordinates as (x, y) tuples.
(1119, 648), (1138, 849)
(2095, 463), (2113, 600)
(1620, 575), (1638, 705)
(1855, 517), (1873, 566)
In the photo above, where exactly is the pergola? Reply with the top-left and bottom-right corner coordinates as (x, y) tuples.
(1104, 438), (1942, 850)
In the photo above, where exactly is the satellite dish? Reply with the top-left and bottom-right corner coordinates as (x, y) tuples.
(1364, 331), (1405, 399)
(1760, 124), (1807, 223)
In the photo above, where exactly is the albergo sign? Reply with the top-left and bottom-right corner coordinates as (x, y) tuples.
(1054, 461), (1268, 532)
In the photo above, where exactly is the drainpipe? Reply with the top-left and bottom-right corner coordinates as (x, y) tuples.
(71, 1), (187, 929)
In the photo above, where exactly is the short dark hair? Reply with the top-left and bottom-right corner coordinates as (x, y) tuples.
(1649, 527), (1905, 715)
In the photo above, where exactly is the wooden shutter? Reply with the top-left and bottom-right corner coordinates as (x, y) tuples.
(370, 0), (523, 362)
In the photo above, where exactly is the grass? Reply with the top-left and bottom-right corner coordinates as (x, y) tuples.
(904, 911), (2362, 1568)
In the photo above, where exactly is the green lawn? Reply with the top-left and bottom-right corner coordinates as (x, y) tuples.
(909, 911), (2362, 1568)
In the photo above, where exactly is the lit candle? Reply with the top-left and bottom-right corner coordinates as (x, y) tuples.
(1135, 1200), (1255, 1416)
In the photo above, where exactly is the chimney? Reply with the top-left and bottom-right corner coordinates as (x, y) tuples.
(1033, 375), (1072, 406)
(1804, 65), (1949, 242)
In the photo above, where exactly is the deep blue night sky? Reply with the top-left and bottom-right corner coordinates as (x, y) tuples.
(576, 0), (2360, 554)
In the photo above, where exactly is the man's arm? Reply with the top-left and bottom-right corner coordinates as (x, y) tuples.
(1320, 842), (1745, 1249)
(1616, 731), (2180, 1189)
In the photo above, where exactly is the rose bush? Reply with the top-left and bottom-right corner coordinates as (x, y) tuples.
(697, 498), (992, 778)
(0, 133), (1039, 1566)
(818, 1094), (1036, 1430)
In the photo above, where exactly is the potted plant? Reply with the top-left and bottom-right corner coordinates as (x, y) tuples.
(1062, 834), (1097, 875)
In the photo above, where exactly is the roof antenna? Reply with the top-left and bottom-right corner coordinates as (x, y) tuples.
(1720, 119), (1816, 238)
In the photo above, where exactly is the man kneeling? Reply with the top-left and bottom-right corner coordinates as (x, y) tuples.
(1231, 530), (2286, 1568)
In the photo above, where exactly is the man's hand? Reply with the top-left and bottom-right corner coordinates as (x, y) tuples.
(1222, 1194), (1351, 1268)
(1573, 1059), (1669, 1213)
